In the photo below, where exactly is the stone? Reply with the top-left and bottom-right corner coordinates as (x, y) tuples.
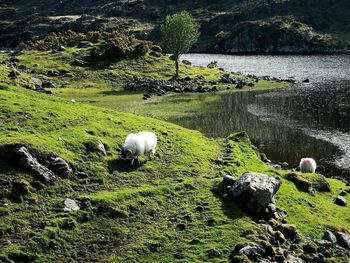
(72, 59), (87, 67)
(182, 60), (192, 65)
(274, 231), (286, 245)
(9, 56), (20, 63)
(323, 230), (337, 244)
(230, 172), (281, 214)
(219, 74), (238, 84)
(12, 180), (30, 197)
(336, 232), (350, 249)
(339, 190), (348, 196)
(97, 142), (107, 156)
(238, 242), (266, 257)
(334, 196), (347, 206)
(57, 45), (66, 51)
(77, 41), (93, 48)
(149, 51), (162, 57)
(260, 153), (270, 163)
(13, 146), (59, 184)
(302, 78), (310, 83)
(206, 249), (221, 258)
(63, 198), (80, 212)
(207, 61), (218, 68)
(8, 69), (20, 79)
(42, 80), (56, 88)
(277, 224), (299, 241)
(303, 242), (317, 253)
(49, 157), (73, 177)
(222, 174), (237, 186)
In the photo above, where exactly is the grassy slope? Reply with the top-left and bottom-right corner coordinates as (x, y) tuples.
(2, 47), (286, 119)
(0, 50), (349, 262)
(0, 84), (258, 262)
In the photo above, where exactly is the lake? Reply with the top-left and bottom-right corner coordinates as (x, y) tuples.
(176, 54), (350, 178)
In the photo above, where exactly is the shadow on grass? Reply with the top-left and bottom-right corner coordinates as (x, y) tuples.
(211, 181), (247, 220)
(107, 158), (147, 173)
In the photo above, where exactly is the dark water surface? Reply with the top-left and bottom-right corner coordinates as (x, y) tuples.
(176, 54), (350, 177)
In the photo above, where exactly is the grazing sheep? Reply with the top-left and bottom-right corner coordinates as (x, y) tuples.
(121, 131), (157, 165)
(299, 158), (317, 173)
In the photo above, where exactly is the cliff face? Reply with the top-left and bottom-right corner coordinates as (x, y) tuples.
(0, 0), (349, 53)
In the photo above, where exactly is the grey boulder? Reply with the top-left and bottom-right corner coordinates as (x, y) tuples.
(231, 172), (281, 213)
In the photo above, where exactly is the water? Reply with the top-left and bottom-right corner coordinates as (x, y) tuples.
(175, 54), (350, 177)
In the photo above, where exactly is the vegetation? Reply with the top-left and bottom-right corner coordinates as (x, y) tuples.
(161, 11), (200, 78)
(0, 42), (349, 261)
(1, 0), (349, 52)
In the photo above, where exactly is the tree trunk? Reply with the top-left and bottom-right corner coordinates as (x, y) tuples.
(175, 55), (179, 79)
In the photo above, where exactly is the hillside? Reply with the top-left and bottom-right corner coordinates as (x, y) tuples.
(1, 0), (350, 53)
(0, 42), (350, 262)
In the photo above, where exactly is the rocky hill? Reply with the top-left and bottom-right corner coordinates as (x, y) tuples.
(1, 0), (350, 53)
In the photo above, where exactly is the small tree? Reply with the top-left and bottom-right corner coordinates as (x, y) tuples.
(160, 11), (200, 78)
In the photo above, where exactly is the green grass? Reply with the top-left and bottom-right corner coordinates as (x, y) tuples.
(0, 48), (349, 262)
(0, 84), (258, 262)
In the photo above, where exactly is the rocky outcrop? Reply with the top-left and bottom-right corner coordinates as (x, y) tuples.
(14, 146), (60, 184)
(222, 19), (338, 54)
(230, 172), (281, 214)
(2, 145), (72, 185)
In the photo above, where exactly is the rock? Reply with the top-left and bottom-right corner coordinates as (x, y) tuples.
(336, 232), (350, 249)
(222, 174), (237, 186)
(274, 231), (286, 245)
(57, 45), (66, 51)
(302, 79), (310, 83)
(29, 77), (42, 89)
(182, 60), (192, 65)
(323, 230), (337, 244)
(42, 80), (56, 88)
(286, 172), (331, 192)
(77, 41), (93, 48)
(219, 74), (238, 84)
(151, 45), (162, 53)
(277, 224), (299, 241)
(97, 142), (107, 156)
(13, 146), (59, 184)
(9, 56), (20, 63)
(149, 51), (162, 57)
(334, 196), (347, 206)
(303, 242), (317, 253)
(206, 249), (221, 258)
(12, 180), (30, 199)
(63, 198), (80, 212)
(230, 172), (281, 214)
(8, 68), (20, 79)
(286, 255), (304, 263)
(260, 153), (270, 163)
(238, 242), (266, 257)
(72, 59), (87, 67)
(48, 157), (73, 177)
(207, 61), (218, 68)
(339, 190), (349, 196)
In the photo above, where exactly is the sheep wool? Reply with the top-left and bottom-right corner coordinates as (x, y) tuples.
(121, 131), (157, 165)
(299, 158), (317, 173)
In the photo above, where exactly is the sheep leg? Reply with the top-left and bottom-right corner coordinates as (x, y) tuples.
(130, 158), (135, 165)
(148, 151), (152, 161)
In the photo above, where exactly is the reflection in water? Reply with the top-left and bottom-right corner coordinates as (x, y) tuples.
(176, 54), (350, 178)
(170, 89), (347, 177)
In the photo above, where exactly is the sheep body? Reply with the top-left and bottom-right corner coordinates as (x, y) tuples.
(299, 158), (317, 173)
(121, 131), (157, 165)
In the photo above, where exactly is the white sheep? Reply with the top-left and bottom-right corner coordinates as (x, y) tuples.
(299, 158), (317, 173)
(121, 131), (157, 165)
